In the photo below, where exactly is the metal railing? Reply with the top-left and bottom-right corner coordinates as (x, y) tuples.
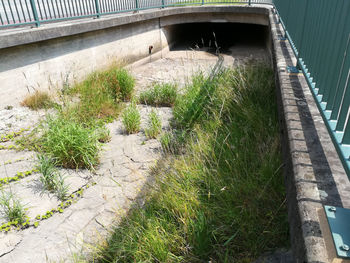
(274, 0), (350, 176)
(0, 0), (272, 28)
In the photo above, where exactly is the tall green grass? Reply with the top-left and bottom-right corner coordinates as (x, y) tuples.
(95, 64), (288, 262)
(41, 116), (101, 169)
(20, 66), (134, 170)
(139, 83), (177, 107)
(69, 67), (134, 123)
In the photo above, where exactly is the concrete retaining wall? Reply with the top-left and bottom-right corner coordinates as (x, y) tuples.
(0, 6), (268, 107)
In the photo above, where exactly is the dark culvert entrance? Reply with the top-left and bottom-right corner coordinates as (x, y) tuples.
(164, 22), (271, 62)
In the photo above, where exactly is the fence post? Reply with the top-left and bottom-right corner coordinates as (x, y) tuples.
(135, 0), (139, 11)
(248, 0), (251, 6)
(202, 0), (205, 5)
(162, 0), (165, 8)
(29, 0), (40, 27)
(94, 0), (100, 18)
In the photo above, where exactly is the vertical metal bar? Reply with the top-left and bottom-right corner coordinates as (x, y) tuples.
(29, 0), (40, 26)
(77, 0), (83, 16)
(342, 107), (350, 144)
(135, 0), (138, 10)
(87, 0), (93, 14)
(7, 0), (16, 23)
(81, 0), (88, 15)
(0, 11), (3, 25)
(24, 0), (32, 21)
(50, 0), (56, 18)
(40, 0), (48, 20)
(36, 0), (44, 20)
(62, 0), (69, 17)
(46, 0), (52, 19)
(95, 0), (100, 17)
(1, 0), (10, 25)
(19, 0), (27, 22)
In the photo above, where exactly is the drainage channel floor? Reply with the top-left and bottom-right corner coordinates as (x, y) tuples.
(0, 46), (268, 262)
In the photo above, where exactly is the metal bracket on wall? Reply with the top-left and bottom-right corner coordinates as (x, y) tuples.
(278, 36), (287, 41)
(324, 205), (350, 259)
(287, 66), (301, 74)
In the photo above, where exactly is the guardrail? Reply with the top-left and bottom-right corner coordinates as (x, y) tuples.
(274, 0), (350, 177)
(0, 0), (272, 28)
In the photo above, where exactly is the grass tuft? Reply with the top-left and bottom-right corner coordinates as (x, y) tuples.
(95, 64), (288, 263)
(69, 66), (134, 122)
(139, 83), (177, 107)
(122, 103), (141, 134)
(0, 191), (27, 224)
(21, 91), (54, 110)
(41, 116), (101, 169)
(145, 110), (162, 139)
(36, 154), (69, 200)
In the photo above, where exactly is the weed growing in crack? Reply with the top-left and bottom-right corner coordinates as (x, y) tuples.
(145, 110), (162, 139)
(122, 102), (141, 134)
(36, 154), (69, 200)
(37, 155), (69, 200)
(0, 191), (27, 224)
(139, 83), (177, 107)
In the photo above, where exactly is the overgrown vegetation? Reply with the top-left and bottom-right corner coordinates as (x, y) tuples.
(17, 66), (134, 170)
(36, 154), (69, 200)
(0, 191), (27, 224)
(145, 110), (162, 139)
(69, 67), (134, 123)
(40, 116), (101, 169)
(21, 90), (54, 110)
(139, 83), (177, 107)
(95, 64), (288, 262)
(122, 102), (141, 134)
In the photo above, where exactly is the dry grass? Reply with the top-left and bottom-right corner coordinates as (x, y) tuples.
(21, 91), (54, 110)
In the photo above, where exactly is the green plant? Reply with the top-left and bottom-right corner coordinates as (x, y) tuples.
(145, 110), (162, 139)
(0, 191), (27, 224)
(112, 68), (135, 101)
(122, 103), (141, 134)
(139, 83), (177, 107)
(95, 126), (111, 143)
(41, 116), (100, 169)
(36, 154), (69, 200)
(68, 66), (133, 122)
(95, 65), (288, 263)
(21, 90), (54, 110)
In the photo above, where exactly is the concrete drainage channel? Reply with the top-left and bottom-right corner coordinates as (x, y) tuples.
(0, 5), (348, 263)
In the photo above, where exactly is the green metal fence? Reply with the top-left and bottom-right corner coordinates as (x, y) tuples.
(0, 0), (272, 28)
(274, 0), (350, 176)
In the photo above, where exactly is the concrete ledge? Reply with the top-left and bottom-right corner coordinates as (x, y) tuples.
(0, 6), (269, 49)
(269, 8), (350, 263)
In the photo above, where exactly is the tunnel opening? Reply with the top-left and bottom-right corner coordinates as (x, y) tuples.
(163, 22), (271, 62)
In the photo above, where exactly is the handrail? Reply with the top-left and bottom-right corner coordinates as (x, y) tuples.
(274, 0), (350, 177)
(0, 0), (272, 29)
